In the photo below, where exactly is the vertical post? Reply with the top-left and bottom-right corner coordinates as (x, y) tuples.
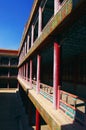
(23, 44), (25, 56)
(22, 66), (23, 78)
(23, 64), (25, 79)
(25, 42), (27, 55)
(36, 109), (41, 130)
(21, 67), (22, 76)
(27, 35), (30, 52)
(9, 58), (10, 66)
(7, 83), (9, 88)
(36, 55), (41, 94)
(8, 71), (10, 77)
(17, 83), (19, 89)
(30, 60), (32, 89)
(38, 7), (42, 36)
(54, 0), (60, 15)
(31, 25), (34, 47)
(18, 67), (19, 76)
(26, 63), (28, 81)
(23, 65), (25, 79)
(53, 42), (60, 109)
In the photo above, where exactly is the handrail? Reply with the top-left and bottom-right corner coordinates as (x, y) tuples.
(60, 99), (76, 110)
(60, 90), (78, 99)
(40, 83), (53, 94)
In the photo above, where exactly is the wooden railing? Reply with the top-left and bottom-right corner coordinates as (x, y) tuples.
(60, 90), (86, 125)
(40, 83), (53, 102)
(19, 76), (86, 125)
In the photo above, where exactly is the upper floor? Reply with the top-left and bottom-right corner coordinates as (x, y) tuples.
(18, 0), (85, 66)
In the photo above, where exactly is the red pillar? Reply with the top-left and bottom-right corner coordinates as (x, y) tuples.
(27, 35), (30, 52)
(36, 109), (41, 130)
(36, 55), (41, 94)
(26, 63), (28, 81)
(38, 7), (42, 36)
(53, 42), (60, 109)
(31, 25), (34, 47)
(24, 64), (26, 79)
(30, 60), (32, 89)
(21, 66), (23, 78)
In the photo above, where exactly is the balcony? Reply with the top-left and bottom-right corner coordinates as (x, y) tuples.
(18, 75), (86, 129)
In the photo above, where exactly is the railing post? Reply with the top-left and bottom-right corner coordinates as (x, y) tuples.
(36, 55), (41, 94)
(36, 109), (41, 130)
(30, 60), (32, 89)
(53, 42), (60, 109)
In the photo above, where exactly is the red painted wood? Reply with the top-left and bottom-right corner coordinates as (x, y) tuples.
(30, 60), (32, 88)
(53, 42), (60, 109)
(0, 49), (18, 55)
(36, 109), (41, 130)
(26, 63), (28, 81)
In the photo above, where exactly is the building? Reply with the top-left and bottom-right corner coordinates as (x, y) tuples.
(18, 0), (86, 129)
(0, 49), (18, 88)
(0, 0), (86, 130)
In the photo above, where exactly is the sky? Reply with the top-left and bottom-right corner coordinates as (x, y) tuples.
(0, 0), (34, 50)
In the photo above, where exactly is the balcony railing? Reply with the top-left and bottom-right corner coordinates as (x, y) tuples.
(40, 83), (53, 102)
(18, 75), (86, 126)
(60, 90), (86, 125)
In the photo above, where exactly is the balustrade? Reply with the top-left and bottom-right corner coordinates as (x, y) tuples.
(60, 90), (86, 125)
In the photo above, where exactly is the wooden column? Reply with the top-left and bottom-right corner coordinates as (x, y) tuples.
(25, 42), (27, 55)
(38, 7), (42, 36)
(27, 35), (30, 52)
(31, 25), (34, 47)
(24, 64), (26, 79)
(17, 83), (19, 89)
(36, 109), (41, 130)
(8, 71), (10, 77)
(54, 0), (60, 15)
(26, 63), (28, 81)
(53, 42), (60, 109)
(9, 58), (10, 66)
(30, 60), (32, 89)
(21, 66), (23, 78)
(7, 83), (9, 88)
(36, 55), (41, 94)
(18, 68), (20, 76)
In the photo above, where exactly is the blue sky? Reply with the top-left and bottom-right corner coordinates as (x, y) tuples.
(0, 0), (34, 50)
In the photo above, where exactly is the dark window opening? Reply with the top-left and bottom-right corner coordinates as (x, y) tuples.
(34, 20), (38, 42)
(42, 0), (54, 29)
(10, 68), (18, 76)
(10, 58), (18, 66)
(1, 57), (9, 65)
